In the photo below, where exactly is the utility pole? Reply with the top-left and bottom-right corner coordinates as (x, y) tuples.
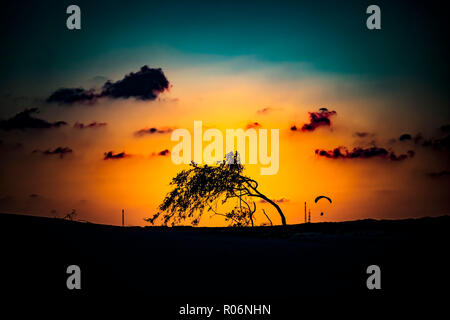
(308, 209), (311, 223)
(122, 209), (124, 227)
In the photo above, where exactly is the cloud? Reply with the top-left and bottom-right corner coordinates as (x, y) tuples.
(32, 147), (73, 158)
(134, 127), (173, 136)
(158, 149), (170, 156)
(47, 66), (170, 104)
(151, 149), (170, 157)
(427, 170), (450, 178)
(103, 151), (130, 160)
(389, 150), (415, 161)
(259, 197), (289, 204)
(291, 108), (337, 132)
(0, 108), (67, 131)
(399, 133), (412, 141)
(315, 146), (414, 161)
(245, 122), (262, 129)
(396, 125), (449, 152)
(257, 107), (276, 115)
(353, 132), (374, 138)
(74, 121), (107, 129)
(101, 66), (169, 100)
(46, 88), (97, 104)
(420, 135), (450, 151)
(409, 132), (450, 151)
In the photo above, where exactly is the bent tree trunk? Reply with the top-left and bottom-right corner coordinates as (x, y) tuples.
(254, 192), (287, 226)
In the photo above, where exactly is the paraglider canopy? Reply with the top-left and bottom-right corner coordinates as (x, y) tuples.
(314, 195), (332, 204)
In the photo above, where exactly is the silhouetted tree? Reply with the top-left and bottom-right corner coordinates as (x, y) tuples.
(145, 152), (286, 226)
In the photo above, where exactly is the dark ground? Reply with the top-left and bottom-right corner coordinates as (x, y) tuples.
(1, 212), (448, 309)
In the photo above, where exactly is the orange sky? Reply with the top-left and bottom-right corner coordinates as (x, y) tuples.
(0, 62), (448, 226)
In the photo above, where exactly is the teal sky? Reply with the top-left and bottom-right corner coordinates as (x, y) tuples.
(0, 0), (448, 99)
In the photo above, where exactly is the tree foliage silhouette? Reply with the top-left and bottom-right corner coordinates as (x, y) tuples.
(145, 152), (286, 226)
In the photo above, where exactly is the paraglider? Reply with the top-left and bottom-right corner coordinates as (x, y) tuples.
(314, 195), (332, 204)
(304, 196), (332, 223)
(315, 196), (332, 220)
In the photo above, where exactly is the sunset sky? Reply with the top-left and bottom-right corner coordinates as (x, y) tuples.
(0, 0), (448, 226)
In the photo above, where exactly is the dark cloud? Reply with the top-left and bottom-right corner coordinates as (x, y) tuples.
(103, 151), (130, 160)
(410, 133), (450, 151)
(152, 149), (170, 157)
(47, 66), (170, 105)
(427, 170), (450, 178)
(421, 135), (450, 151)
(399, 133), (412, 141)
(134, 127), (173, 136)
(353, 132), (373, 138)
(397, 125), (449, 152)
(101, 66), (169, 100)
(158, 149), (170, 156)
(291, 108), (337, 132)
(74, 121), (107, 129)
(32, 147), (73, 158)
(315, 146), (414, 161)
(0, 108), (67, 131)
(245, 122), (262, 129)
(389, 150), (415, 161)
(46, 88), (97, 104)
(259, 197), (289, 204)
(257, 107), (275, 115)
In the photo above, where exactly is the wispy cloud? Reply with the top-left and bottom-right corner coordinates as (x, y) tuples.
(32, 147), (73, 158)
(103, 151), (130, 160)
(256, 107), (277, 115)
(151, 149), (170, 157)
(315, 146), (414, 161)
(0, 108), (67, 131)
(74, 121), (107, 129)
(259, 197), (289, 204)
(397, 125), (449, 151)
(245, 122), (262, 129)
(353, 132), (374, 138)
(134, 127), (174, 137)
(291, 108), (337, 132)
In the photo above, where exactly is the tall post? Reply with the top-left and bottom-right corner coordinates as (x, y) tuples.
(304, 201), (307, 224)
(122, 209), (124, 227)
(308, 209), (311, 223)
